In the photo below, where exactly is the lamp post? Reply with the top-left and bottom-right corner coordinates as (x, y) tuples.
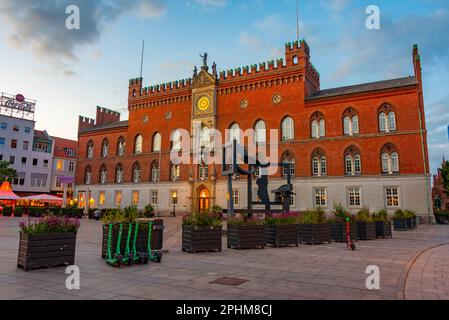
(172, 192), (177, 217)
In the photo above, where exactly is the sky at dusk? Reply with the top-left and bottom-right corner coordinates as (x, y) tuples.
(0, 0), (448, 173)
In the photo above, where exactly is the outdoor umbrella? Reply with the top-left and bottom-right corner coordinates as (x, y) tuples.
(0, 181), (20, 200)
(21, 194), (64, 205)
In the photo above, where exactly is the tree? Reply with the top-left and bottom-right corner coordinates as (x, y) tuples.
(442, 161), (449, 195)
(0, 161), (17, 183)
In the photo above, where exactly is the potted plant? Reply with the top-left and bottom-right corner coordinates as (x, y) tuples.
(144, 204), (155, 218)
(355, 208), (377, 240)
(405, 210), (417, 229)
(298, 208), (331, 245)
(265, 212), (299, 247)
(227, 213), (265, 250)
(17, 216), (80, 271)
(182, 212), (222, 253)
(393, 209), (410, 231)
(372, 210), (392, 239)
(329, 204), (358, 242)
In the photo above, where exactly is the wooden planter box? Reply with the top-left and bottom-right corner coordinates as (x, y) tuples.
(182, 225), (222, 253)
(330, 222), (358, 242)
(298, 224), (331, 245)
(101, 222), (164, 258)
(17, 232), (77, 271)
(411, 217), (418, 229)
(393, 219), (409, 231)
(265, 225), (298, 247)
(227, 225), (265, 250)
(375, 221), (392, 239)
(357, 222), (377, 240)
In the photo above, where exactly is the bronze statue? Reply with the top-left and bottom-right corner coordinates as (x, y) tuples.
(200, 52), (208, 67)
(193, 66), (198, 77)
(212, 62), (217, 77)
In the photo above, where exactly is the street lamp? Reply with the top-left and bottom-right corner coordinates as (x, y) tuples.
(172, 192), (177, 217)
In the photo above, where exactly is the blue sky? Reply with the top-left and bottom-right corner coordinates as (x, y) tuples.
(0, 0), (448, 173)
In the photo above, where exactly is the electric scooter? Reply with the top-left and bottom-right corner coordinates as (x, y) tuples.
(122, 223), (134, 266)
(147, 221), (163, 263)
(346, 216), (356, 251)
(105, 223), (124, 266)
(131, 222), (149, 264)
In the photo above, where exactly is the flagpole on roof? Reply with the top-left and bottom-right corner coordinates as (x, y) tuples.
(296, 0), (300, 41)
(140, 39), (145, 79)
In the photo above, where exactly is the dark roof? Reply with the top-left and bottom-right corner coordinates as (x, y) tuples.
(52, 136), (78, 158)
(34, 130), (51, 141)
(306, 76), (417, 100)
(79, 120), (129, 134)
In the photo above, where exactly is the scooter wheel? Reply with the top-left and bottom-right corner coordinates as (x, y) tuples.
(155, 252), (162, 263)
(351, 243), (356, 251)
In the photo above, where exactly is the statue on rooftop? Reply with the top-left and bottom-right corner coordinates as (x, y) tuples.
(200, 52), (208, 67)
(193, 66), (198, 77)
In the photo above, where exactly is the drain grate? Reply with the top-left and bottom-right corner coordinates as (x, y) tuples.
(209, 277), (249, 286)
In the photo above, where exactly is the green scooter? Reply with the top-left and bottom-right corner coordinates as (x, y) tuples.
(122, 223), (134, 266)
(105, 223), (124, 267)
(147, 221), (163, 263)
(131, 222), (148, 264)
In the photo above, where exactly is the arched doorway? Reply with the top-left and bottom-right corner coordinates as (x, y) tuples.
(198, 187), (210, 213)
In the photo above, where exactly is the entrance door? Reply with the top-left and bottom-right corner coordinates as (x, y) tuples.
(198, 188), (210, 213)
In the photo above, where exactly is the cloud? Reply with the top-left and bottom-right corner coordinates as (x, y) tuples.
(0, 0), (166, 67)
(238, 32), (264, 52)
(254, 14), (285, 33)
(189, 0), (227, 8)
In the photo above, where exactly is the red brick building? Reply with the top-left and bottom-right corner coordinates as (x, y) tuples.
(76, 40), (433, 222)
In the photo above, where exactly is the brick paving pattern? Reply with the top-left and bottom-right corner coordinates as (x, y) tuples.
(0, 217), (448, 300)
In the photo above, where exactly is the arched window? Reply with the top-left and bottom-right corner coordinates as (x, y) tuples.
(87, 141), (94, 159)
(293, 55), (298, 65)
(151, 161), (160, 182)
(229, 123), (241, 143)
(255, 120), (266, 144)
(344, 146), (362, 176)
(281, 117), (294, 141)
(152, 133), (162, 152)
(379, 104), (397, 132)
(100, 165), (107, 184)
(134, 135), (143, 154)
(281, 151), (296, 177)
(171, 130), (182, 151)
(311, 112), (325, 138)
(132, 162), (142, 183)
(343, 108), (359, 136)
(115, 164), (124, 184)
(101, 139), (109, 157)
(171, 163), (180, 181)
(117, 137), (125, 156)
(85, 166), (92, 185)
(381, 144), (400, 174)
(199, 163), (209, 180)
(312, 149), (327, 176)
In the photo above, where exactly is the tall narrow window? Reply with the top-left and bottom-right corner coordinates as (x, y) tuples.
(281, 153), (295, 177)
(171, 164), (180, 181)
(388, 112), (396, 131)
(255, 120), (266, 144)
(379, 112), (387, 132)
(132, 162), (142, 183)
(381, 144), (400, 175)
(153, 133), (162, 152)
(229, 123), (241, 143)
(101, 139), (109, 157)
(100, 165), (107, 184)
(85, 166), (92, 185)
(344, 146), (362, 176)
(379, 104), (397, 132)
(151, 161), (160, 182)
(311, 112), (325, 138)
(116, 164), (124, 184)
(117, 137), (125, 156)
(343, 108), (360, 136)
(134, 135), (143, 154)
(87, 141), (94, 159)
(172, 130), (181, 151)
(281, 117), (294, 141)
(343, 116), (351, 135)
(312, 149), (327, 177)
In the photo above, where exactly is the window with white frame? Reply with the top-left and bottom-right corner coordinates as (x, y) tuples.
(379, 105), (397, 133)
(282, 155), (295, 177)
(134, 135), (143, 154)
(151, 191), (158, 205)
(100, 166), (107, 184)
(101, 139), (109, 157)
(290, 188), (296, 207)
(312, 150), (327, 177)
(345, 147), (362, 176)
(132, 162), (142, 183)
(311, 113), (326, 139)
(171, 130), (182, 151)
(229, 123), (241, 143)
(385, 187), (400, 207)
(199, 163), (208, 180)
(99, 191), (106, 206)
(171, 164), (180, 181)
(343, 109), (360, 136)
(348, 187), (362, 207)
(153, 133), (162, 152)
(314, 188), (327, 208)
(232, 189), (240, 207)
(281, 117), (294, 141)
(87, 142), (94, 159)
(116, 164), (124, 183)
(381, 144), (400, 174)
(255, 120), (266, 145)
(117, 137), (126, 156)
(151, 161), (160, 182)
(85, 167), (92, 185)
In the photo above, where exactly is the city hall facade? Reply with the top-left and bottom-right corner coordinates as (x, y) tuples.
(75, 41), (433, 222)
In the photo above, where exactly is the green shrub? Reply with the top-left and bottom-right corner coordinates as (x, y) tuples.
(2, 206), (13, 216)
(356, 208), (373, 222)
(212, 205), (223, 215)
(101, 207), (138, 225)
(183, 211), (222, 227)
(328, 203), (355, 222)
(227, 213), (265, 226)
(14, 206), (25, 216)
(28, 207), (46, 217)
(144, 204), (154, 217)
(404, 210), (416, 218)
(299, 208), (327, 225)
(372, 210), (389, 222)
(394, 209), (416, 219)
(265, 212), (298, 225)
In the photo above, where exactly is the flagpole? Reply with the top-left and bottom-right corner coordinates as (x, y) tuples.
(140, 39), (145, 79)
(296, 0), (300, 41)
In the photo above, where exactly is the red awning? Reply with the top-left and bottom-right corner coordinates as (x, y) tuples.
(0, 181), (20, 200)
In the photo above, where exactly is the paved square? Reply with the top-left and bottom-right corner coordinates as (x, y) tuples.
(1, 217), (448, 300)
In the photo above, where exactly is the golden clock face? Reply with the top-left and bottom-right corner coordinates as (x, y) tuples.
(197, 96), (210, 112)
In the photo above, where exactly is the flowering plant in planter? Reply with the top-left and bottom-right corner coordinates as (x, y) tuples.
(265, 211), (299, 225)
(182, 212), (222, 253)
(355, 208), (376, 240)
(328, 203), (357, 242)
(182, 211), (222, 227)
(228, 213), (265, 226)
(298, 208), (331, 245)
(19, 216), (80, 235)
(298, 208), (327, 225)
(372, 210), (392, 238)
